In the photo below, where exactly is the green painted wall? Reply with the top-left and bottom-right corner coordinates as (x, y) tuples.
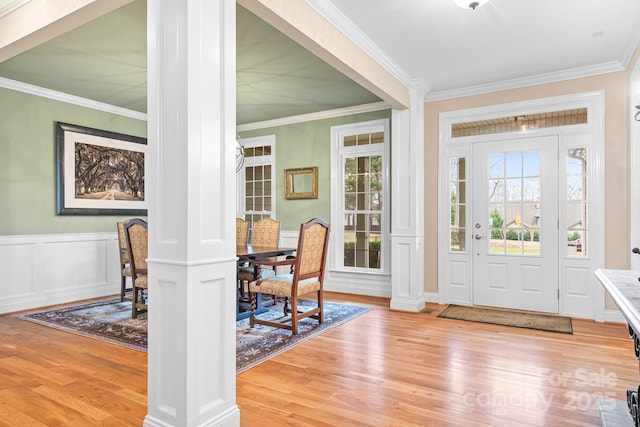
(240, 109), (391, 231)
(1, 86), (388, 236)
(0, 87), (147, 236)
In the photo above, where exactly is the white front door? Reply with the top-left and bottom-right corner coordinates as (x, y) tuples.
(472, 136), (559, 313)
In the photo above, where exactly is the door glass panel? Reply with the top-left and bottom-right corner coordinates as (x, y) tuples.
(566, 147), (588, 256)
(487, 151), (541, 256)
(449, 157), (466, 251)
(505, 153), (522, 177)
(506, 178), (522, 201)
(523, 178), (540, 201)
(488, 154), (504, 179)
(489, 179), (504, 203)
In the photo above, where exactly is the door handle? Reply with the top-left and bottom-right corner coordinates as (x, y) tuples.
(474, 234), (485, 240)
(633, 247), (640, 255)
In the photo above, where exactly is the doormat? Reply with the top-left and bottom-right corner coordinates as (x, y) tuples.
(437, 304), (573, 334)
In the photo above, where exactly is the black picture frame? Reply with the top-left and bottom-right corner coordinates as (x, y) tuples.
(55, 122), (148, 216)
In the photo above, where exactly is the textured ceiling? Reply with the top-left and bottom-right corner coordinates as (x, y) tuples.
(235, 4), (381, 124)
(0, 1), (381, 124)
(0, 1), (147, 111)
(0, 0), (639, 124)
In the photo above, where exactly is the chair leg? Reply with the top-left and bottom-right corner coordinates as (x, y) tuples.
(249, 292), (256, 328)
(318, 290), (324, 324)
(132, 287), (139, 319)
(121, 275), (126, 301)
(291, 298), (298, 335)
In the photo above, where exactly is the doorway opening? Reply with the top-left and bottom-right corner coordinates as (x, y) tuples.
(438, 93), (604, 320)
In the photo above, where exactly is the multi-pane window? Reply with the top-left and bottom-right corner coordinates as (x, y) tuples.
(333, 121), (388, 273)
(487, 151), (541, 255)
(344, 154), (382, 269)
(237, 136), (275, 233)
(449, 157), (467, 251)
(566, 147), (587, 256)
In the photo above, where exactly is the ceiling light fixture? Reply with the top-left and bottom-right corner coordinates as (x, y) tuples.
(454, 0), (490, 10)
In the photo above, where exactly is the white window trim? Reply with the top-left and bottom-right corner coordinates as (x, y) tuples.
(236, 134), (276, 220)
(330, 119), (390, 275)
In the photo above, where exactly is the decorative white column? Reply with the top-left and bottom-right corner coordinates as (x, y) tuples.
(145, 1), (239, 426)
(390, 81), (428, 312)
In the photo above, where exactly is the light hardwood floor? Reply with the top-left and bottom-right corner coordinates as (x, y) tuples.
(0, 292), (637, 426)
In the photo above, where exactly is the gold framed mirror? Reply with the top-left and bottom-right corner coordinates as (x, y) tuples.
(285, 167), (318, 199)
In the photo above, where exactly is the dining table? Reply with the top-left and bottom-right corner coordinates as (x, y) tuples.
(236, 245), (296, 320)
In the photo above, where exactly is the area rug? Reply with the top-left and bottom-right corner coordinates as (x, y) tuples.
(437, 304), (573, 334)
(18, 298), (371, 373)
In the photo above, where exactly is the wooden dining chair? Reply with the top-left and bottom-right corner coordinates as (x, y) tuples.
(124, 218), (149, 319)
(248, 218), (280, 247)
(249, 218), (330, 334)
(116, 219), (133, 301)
(236, 218), (248, 246)
(237, 218), (280, 298)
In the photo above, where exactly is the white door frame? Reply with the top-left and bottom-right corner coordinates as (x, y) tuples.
(437, 91), (605, 320)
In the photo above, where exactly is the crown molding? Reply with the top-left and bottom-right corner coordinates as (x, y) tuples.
(236, 101), (390, 131)
(621, 26), (640, 69)
(0, 0), (30, 18)
(304, 0), (415, 89)
(1, 73), (386, 129)
(0, 76), (147, 121)
(425, 61), (625, 102)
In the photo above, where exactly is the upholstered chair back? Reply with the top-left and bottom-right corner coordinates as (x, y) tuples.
(236, 218), (249, 246)
(250, 218), (280, 247)
(125, 220), (148, 272)
(117, 220), (130, 263)
(296, 223), (328, 276)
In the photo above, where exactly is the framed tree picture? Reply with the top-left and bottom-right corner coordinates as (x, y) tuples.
(55, 122), (147, 215)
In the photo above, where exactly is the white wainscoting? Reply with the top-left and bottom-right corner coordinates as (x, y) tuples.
(0, 232), (121, 314)
(279, 230), (299, 249)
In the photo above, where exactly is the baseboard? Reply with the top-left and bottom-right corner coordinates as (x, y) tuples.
(1, 284), (118, 315)
(423, 291), (439, 303)
(604, 309), (627, 324)
(324, 281), (391, 298)
(390, 297), (425, 313)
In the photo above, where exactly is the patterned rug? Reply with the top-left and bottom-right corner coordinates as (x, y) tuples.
(18, 298), (371, 373)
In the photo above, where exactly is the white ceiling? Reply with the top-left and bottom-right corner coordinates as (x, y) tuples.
(326, 0), (640, 98)
(0, 0), (639, 123)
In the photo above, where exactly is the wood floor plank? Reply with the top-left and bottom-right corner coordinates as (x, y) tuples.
(31, 384), (112, 421)
(0, 400), (49, 427)
(1, 292), (639, 425)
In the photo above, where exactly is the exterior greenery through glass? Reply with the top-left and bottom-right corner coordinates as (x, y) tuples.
(343, 132), (383, 269)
